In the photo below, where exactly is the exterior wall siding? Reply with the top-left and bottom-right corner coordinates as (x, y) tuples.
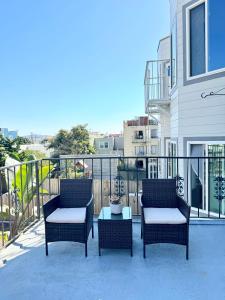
(170, 0), (225, 156)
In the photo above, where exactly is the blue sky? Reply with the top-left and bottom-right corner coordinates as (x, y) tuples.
(0, 0), (169, 136)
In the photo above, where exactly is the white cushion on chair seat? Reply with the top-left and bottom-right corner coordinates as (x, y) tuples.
(144, 208), (186, 224)
(46, 208), (86, 224)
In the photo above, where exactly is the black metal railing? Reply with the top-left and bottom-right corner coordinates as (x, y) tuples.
(1, 155), (225, 248)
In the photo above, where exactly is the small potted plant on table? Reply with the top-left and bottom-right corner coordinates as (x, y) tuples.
(109, 195), (123, 214)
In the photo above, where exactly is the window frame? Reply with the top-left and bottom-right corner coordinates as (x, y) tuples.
(186, 0), (225, 81)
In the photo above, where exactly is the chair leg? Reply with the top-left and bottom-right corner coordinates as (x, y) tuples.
(85, 242), (88, 257)
(92, 225), (94, 238)
(45, 241), (48, 256)
(186, 244), (189, 260)
(141, 228), (143, 239)
(143, 243), (146, 259)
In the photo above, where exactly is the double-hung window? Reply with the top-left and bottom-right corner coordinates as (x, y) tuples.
(187, 0), (225, 78)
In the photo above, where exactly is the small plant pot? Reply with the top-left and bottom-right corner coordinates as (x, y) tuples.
(110, 203), (123, 214)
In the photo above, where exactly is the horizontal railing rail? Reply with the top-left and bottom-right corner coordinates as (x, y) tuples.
(1, 155), (225, 248)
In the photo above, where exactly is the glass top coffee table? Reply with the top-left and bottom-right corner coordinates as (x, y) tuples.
(98, 207), (133, 256)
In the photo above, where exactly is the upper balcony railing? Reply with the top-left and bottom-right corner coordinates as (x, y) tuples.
(132, 135), (146, 143)
(144, 59), (171, 111)
(1, 155), (225, 249)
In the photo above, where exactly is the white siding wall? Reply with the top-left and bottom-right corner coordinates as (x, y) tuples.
(170, 0), (225, 156)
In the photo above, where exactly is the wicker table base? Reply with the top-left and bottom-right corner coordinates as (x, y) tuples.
(98, 207), (133, 256)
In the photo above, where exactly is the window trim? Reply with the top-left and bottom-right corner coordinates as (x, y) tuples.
(186, 0), (225, 81)
(171, 17), (177, 89)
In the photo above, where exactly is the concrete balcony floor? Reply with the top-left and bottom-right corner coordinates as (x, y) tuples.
(0, 220), (225, 300)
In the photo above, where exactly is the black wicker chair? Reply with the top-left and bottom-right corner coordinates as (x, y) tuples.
(141, 179), (190, 259)
(43, 179), (94, 256)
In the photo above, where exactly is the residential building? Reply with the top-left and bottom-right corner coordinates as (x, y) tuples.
(0, 128), (18, 139)
(144, 0), (225, 215)
(94, 134), (124, 156)
(123, 116), (160, 176)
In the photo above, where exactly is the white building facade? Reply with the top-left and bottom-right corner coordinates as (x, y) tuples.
(145, 0), (225, 216)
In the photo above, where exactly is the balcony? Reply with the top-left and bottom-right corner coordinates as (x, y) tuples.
(0, 156), (225, 299)
(132, 135), (146, 143)
(144, 59), (170, 114)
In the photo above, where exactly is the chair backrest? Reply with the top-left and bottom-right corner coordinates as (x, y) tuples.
(59, 179), (92, 208)
(142, 179), (177, 208)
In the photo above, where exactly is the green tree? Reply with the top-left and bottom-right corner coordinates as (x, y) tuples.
(14, 136), (32, 145)
(48, 125), (95, 157)
(0, 135), (32, 167)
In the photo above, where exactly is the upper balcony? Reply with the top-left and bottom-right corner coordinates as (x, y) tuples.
(144, 59), (171, 114)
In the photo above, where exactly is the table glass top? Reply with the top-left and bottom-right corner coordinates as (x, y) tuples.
(98, 207), (132, 220)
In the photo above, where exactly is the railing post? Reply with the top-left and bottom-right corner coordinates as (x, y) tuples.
(35, 161), (40, 220)
(146, 157), (149, 179)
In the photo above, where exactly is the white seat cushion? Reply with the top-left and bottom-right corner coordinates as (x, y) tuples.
(46, 208), (86, 224)
(144, 208), (186, 224)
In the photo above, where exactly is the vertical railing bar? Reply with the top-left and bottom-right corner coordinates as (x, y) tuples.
(208, 157), (210, 218)
(74, 158), (76, 179)
(109, 158), (112, 198)
(146, 157), (149, 179)
(197, 158), (200, 218)
(83, 158), (85, 178)
(187, 158), (189, 205)
(31, 163), (35, 220)
(100, 158), (103, 209)
(166, 158), (169, 178)
(20, 164), (24, 214)
(48, 160), (51, 200)
(0, 170), (4, 246)
(136, 158), (139, 215)
(157, 157), (159, 178)
(26, 164), (29, 225)
(7, 168), (12, 239)
(40, 159), (44, 207)
(35, 161), (40, 220)
(74, 159), (77, 179)
(219, 157), (221, 219)
(65, 159), (68, 179)
(127, 158), (130, 207)
(57, 159), (60, 194)
(91, 158), (94, 180)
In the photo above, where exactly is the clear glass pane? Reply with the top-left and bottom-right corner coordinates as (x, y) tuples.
(190, 3), (206, 76)
(208, 0), (225, 71)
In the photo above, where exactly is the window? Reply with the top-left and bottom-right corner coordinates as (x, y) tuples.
(189, 3), (206, 76)
(99, 141), (109, 149)
(151, 129), (158, 138)
(151, 145), (158, 155)
(135, 146), (145, 155)
(171, 18), (177, 86)
(136, 160), (144, 169)
(187, 0), (225, 78)
(135, 130), (143, 139)
(208, 0), (225, 71)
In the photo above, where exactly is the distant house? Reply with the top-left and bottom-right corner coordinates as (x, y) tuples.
(123, 116), (159, 177)
(94, 135), (124, 156)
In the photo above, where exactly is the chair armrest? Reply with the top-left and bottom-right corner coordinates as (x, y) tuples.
(86, 194), (94, 208)
(85, 194), (94, 221)
(177, 195), (190, 222)
(140, 195), (145, 224)
(43, 195), (60, 220)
